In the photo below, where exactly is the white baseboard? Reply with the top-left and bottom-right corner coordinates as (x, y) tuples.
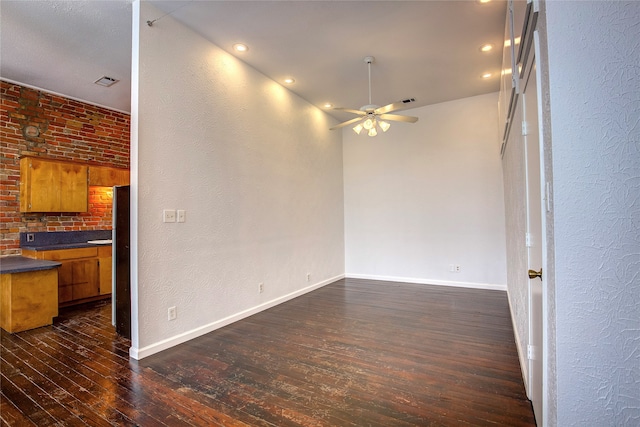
(345, 273), (507, 291)
(129, 274), (344, 360)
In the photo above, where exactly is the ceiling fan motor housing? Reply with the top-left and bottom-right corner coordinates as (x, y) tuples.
(360, 104), (380, 113)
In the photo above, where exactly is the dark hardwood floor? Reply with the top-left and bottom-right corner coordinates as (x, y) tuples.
(1, 278), (536, 426)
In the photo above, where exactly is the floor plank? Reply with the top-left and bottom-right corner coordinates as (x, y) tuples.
(0, 278), (536, 426)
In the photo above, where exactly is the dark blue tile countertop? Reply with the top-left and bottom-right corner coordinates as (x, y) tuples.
(0, 256), (62, 274)
(22, 242), (112, 251)
(20, 230), (112, 251)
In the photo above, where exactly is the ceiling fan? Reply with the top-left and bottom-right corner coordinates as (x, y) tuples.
(330, 56), (418, 137)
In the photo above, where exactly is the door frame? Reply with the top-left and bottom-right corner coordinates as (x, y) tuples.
(533, 29), (550, 426)
(521, 28), (549, 424)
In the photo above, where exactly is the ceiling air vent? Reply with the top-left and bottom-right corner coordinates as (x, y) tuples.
(94, 76), (119, 87)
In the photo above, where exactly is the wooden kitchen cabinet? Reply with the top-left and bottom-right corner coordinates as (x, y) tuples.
(20, 156), (88, 212)
(89, 165), (130, 186)
(1, 269), (59, 333)
(22, 246), (110, 307)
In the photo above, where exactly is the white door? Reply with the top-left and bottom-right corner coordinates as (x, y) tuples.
(523, 56), (543, 422)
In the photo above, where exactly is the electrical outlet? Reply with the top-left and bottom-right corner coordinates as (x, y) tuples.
(258, 283), (264, 293)
(306, 273), (311, 282)
(177, 210), (186, 223)
(168, 306), (177, 321)
(26, 233), (35, 242)
(449, 264), (461, 273)
(163, 209), (176, 223)
(455, 265), (461, 273)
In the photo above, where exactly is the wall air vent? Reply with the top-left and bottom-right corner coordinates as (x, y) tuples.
(94, 76), (119, 87)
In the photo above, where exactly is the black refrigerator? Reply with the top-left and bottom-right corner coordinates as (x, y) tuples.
(113, 185), (131, 339)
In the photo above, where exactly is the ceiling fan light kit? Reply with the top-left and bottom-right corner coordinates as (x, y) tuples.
(330, 56), (418, 137)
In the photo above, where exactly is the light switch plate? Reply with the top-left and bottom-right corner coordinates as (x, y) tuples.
(163, 209), (176, 223)
(177, 210), (186, 223)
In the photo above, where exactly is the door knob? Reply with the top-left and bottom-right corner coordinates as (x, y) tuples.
(528, 268), (542, 280)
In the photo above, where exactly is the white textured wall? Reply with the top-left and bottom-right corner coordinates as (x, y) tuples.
(343, 93), (507, 289)
(544, 1), (640, 424)
(132, 2), (344, 356)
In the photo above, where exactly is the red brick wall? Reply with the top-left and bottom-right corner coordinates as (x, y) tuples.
(0, 81), (130, 255)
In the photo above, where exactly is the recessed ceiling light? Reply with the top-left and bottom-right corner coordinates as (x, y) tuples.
(480, 43), (494, 52)
(233, 43), (248, 52)
(323, 103), (333, 109)
(94, 76), (119, 87)
(482, 72), (493, 79)
(477, 0), (491, 4)
(283, 78), (295, 84)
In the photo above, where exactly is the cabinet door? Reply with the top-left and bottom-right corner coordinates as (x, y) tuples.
(71, 259), (100, 300)
(21, 157), (60, 212)
(57, 262), (74, 303)
(59, 162), (88, 212)
(20, 157), (88, 212)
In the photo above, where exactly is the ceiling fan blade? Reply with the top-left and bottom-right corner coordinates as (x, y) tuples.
(378, 113), (419, 123)
(330, 116), (364, 130)
(333, 107), (366, 116)
(375, 98), (416, 115)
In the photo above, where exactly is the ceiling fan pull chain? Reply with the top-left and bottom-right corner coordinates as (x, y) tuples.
(368, 59), (372, 105)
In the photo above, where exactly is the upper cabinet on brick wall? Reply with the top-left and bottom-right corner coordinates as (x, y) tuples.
(88, 165), (130, 187)
(20, 157), (88, 213)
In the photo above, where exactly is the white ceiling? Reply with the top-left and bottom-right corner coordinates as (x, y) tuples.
(1, 0), (507, 121)
(1, 1), (133, 112)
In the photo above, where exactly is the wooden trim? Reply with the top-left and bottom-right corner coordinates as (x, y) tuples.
(19, 154), (128, 170)
(58, 294), (109, 308)
(38, 247), (98, 261)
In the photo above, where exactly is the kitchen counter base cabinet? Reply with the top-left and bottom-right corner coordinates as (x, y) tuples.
(22, 246), (111, 307)
(1, 269), (59, 333)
